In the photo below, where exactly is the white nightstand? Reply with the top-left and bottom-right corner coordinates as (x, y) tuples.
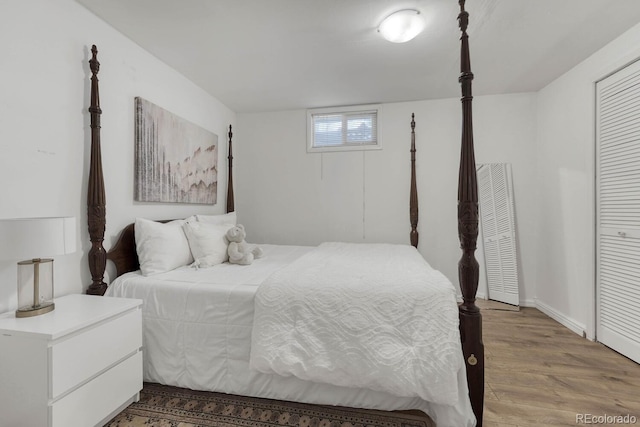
(0, 294), (143, 427)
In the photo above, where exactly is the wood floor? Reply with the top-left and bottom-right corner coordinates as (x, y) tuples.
(481, 303), (640, 426)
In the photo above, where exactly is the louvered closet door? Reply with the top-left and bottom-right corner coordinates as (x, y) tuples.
(477, 163), (519, 306)
(597, 59), (640, 364)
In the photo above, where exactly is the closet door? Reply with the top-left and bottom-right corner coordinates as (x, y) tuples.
(596, 59), (640, 364)
(477, 163), (519, 306)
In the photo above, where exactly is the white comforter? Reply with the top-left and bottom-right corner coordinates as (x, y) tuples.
(106, 244), (475, 427)
(250, 242), (464, 406)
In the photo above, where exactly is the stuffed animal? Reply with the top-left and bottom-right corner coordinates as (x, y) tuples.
(226, 224), (263, 265)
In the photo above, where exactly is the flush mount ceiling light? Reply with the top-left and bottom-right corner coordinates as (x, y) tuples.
(378, 9), (426, 43)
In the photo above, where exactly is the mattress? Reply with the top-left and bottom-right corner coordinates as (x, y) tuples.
(105, 244), (475, 427)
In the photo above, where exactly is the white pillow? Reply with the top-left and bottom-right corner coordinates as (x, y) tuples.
(135, 218), (194, 276)
(196, 211), (237, 226)
(183, 221), (233, 268)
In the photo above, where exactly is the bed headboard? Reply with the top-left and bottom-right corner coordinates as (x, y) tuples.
(105, 223), (137, 278)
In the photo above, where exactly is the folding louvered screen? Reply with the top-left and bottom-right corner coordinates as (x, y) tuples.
(596, 60), (640, 364)
(477, 163), (519, 306)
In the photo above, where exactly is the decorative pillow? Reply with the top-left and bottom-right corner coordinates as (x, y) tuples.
(196, 211), (237, 226)
(135, 218), (194, 276)
(183, 221), (234, 268)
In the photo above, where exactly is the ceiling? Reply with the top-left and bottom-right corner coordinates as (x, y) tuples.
(76, 0), (640, 113)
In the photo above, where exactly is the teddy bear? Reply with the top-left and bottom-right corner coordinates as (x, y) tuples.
(226, 224), (263, 265)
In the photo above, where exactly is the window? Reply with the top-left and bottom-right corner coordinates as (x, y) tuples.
(307, 105), (381, 153)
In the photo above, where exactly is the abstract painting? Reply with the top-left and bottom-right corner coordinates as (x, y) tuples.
(134, 97), (218, 204)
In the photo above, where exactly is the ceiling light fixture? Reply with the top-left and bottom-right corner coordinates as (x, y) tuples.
(378, 9), (426, 43)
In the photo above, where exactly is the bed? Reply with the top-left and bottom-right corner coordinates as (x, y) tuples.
(85, 1), (484, 426)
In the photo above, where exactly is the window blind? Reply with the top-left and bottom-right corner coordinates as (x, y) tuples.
(309, 108), (378, 150)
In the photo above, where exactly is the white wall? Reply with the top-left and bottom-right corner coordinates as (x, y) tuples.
(0, 0), (235, 314)
(237, 93), (537, 302)
(536, 21), (640, 338)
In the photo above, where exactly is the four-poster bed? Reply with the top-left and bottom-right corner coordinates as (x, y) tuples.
(85, 1), (483, 425)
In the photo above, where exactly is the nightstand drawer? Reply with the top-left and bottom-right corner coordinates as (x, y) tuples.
(51, 308), (142, 398)
(51, 351), (142, 427)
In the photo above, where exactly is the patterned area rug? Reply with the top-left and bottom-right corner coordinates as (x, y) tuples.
(106, 383), (435, 427)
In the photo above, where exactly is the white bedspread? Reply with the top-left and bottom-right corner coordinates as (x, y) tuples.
(106, 244), (475, 427)
(250, 242), (463, 405)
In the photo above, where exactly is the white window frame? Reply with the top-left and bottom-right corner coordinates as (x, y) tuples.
(306, 104), (382, 153)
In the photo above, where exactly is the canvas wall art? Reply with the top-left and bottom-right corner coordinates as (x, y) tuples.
(134, 97), (218, 204)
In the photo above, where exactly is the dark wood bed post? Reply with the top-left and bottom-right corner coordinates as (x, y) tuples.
(409, 113), (418, 248)
(86, 45), (108, 296)
(457, 2), (484, 425)
(227, 125), (235, 213)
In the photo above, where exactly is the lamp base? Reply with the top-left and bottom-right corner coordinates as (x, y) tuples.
(16, 301), (55, 318)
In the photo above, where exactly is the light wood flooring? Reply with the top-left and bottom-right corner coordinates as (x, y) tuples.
(481, 302), (640, 426)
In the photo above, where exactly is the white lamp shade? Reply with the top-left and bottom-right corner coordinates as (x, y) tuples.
(378, 10), (426, 43)
(0, 217), (76, 261)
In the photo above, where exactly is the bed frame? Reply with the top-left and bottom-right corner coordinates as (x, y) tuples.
(84, 1), (483, 425)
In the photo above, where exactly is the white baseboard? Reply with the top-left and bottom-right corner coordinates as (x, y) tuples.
(461, 294), (587, 338)
(534, 299), (586, 337)
(472, 293), (534, 307)
(519, 298), (536, 308)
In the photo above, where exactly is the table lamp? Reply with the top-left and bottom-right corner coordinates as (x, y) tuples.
(0, 217), (76, 317)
